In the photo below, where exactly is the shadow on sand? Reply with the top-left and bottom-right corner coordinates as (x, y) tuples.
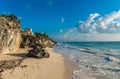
(6, 53), (27, 58)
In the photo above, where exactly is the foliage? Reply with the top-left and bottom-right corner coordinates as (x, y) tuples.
(0, 14), (20, 23)
(0, 14), (7, 17)
(34, 32), (49, 41)
(0, 14), (21, 29)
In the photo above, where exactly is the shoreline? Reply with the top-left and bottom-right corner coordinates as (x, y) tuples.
(46, 47), (79, 79)
(0, 47), (79, 79)
(64, 55), (79, 79)
(52, 48), (80, 79)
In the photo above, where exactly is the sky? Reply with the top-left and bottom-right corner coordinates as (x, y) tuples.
(1, 0), (120, 41)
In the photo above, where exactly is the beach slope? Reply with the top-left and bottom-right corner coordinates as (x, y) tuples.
(0, 48), (76, 79)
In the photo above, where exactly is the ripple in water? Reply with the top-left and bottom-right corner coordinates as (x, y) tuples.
(54, 42), (120, 79)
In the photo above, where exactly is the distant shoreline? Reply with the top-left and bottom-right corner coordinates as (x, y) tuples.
(59, 41), (120, 43)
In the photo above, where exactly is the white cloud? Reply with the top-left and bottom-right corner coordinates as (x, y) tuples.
(85, 13), (100, 26)
(102, 11), (120, 25)
(18, 16), (23, 20)
(61, 17), (65, 23)
(54, 10), (120, 41)
(55, 33), (120, 42)
(76, 10), (120, 33)
(60, 29), (63, 33)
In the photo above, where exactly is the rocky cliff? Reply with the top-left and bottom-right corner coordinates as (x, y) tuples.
(20, 28), (56, 58)
(20, 28), (56, 48)
(0, 14), (56, 55)
(0, 14), (21, 53)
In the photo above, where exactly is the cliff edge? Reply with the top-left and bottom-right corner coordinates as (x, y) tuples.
(0, 14), (56, 54)
(0, 14), (21, 53)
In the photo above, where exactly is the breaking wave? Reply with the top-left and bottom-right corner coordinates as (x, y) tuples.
(54, 42), (120, 79)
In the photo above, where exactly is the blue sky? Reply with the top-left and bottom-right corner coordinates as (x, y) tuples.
(1, 0), (120, 41)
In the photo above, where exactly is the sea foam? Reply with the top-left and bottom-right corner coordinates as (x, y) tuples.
(54, 42), (120, 79)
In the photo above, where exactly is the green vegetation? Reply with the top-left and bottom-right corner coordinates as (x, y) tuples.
(35, 32), (51, 41)
(34, 32), (57, 45)
(0, 14), (6, 17)
(0, 14), (20, 23)
(0, 14), (21, 29)
(9, 14), (20, 23)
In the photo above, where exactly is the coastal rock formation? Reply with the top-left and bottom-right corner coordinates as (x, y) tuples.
(34, 32), (57, 47)
(0, 14), (56, 59)
(20, 29), (55, 58)
(20, 29), (56, 48)
(20, 28), (35, 48)
(0, 14), (21, 53)
(27, 43), (49, 58)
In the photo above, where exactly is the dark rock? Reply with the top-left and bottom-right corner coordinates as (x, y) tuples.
(44, 51), (50, 58)
(0, 69), (4, 73)
(20, 30), (56, 49)
(0, 60), (21, 70)
(20, 29), (56, 59)
(27, 44), (50, 59)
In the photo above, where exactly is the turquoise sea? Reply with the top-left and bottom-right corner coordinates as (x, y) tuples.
(54, 42), (120, 79)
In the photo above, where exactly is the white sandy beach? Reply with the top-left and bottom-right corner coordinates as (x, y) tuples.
(0, 48), (78, 79)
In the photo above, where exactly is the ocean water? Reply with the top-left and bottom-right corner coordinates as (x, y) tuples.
(53, 42), (120, 79)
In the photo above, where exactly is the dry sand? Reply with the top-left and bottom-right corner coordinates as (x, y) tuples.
(0, 48), (79, 79)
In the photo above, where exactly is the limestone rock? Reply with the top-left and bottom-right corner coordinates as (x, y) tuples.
(0, 15), (21, 53)
(22, 28), (33, 36)
(20, 29), (56, 48)
(0, 14), (56, 58)
(34, 32), (56, 47)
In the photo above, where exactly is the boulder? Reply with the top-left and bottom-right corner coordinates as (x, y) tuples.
(27, 44), (49, 58)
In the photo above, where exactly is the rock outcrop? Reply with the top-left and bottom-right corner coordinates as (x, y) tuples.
(20, 29), (56, 48)
(0, 14), (56, 59)
(0, 14), (21, 53)
(27, 43), (49, 58)
(34, 32), (57, 47)
(20, 28), (56, 58)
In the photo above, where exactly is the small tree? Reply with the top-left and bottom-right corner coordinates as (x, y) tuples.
(0, 14), (7, 17)
(8, 14), (20, 23)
